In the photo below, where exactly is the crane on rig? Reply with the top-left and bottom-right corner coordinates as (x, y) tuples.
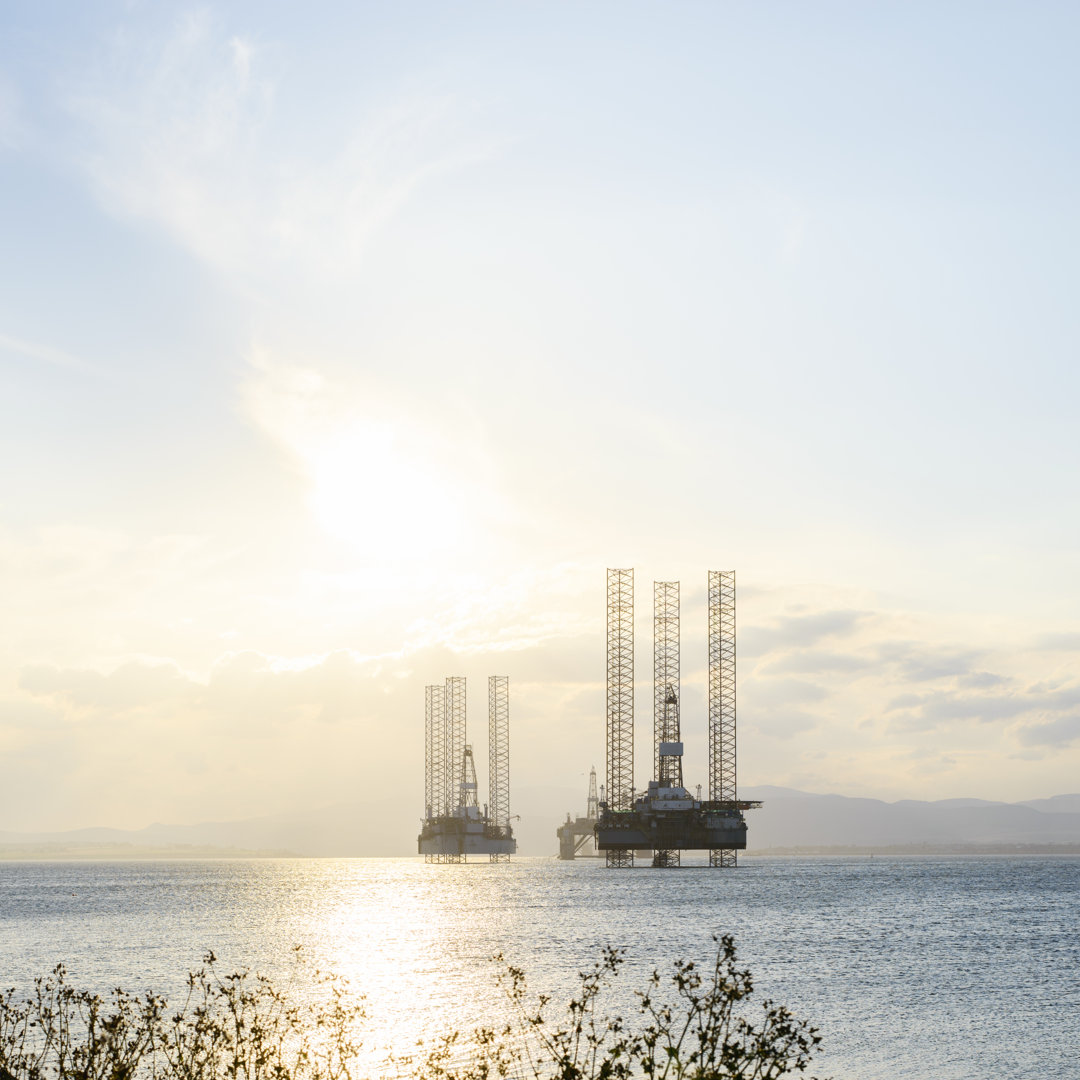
(595, 570), (762, 868)
(419, 675), (517, 863)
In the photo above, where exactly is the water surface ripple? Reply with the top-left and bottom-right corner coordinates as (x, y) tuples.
(1, 856), (1076, 1080)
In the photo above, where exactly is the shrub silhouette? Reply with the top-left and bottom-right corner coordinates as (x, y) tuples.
(0, 937), (824, 1080)
(0, 947), (363, 1080)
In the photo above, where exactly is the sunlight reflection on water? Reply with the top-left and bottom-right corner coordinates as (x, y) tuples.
(2, 856), (1078, 1080)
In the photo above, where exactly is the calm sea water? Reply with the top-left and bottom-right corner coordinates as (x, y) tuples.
(1, 856), (1077, 1080)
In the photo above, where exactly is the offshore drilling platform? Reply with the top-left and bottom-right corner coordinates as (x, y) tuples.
(595, 569), (761, 867)
(557, 766), (602, 859)
(419, 675), (517, 863)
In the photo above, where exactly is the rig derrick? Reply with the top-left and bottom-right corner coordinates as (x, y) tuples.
(595, 569), (761, 867)
(419, 675), (517, 863)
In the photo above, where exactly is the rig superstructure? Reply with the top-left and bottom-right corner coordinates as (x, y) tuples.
(419, 675), (517, 863)
(595, 569), (761, 867)
(556, 766), (602, 859)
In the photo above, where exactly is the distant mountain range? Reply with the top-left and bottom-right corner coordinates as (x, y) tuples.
(2, 787), (1079, 859)
(739, 786), (1080, 853)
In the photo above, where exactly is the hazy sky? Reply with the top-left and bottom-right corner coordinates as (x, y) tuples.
(3, 2), (1079, 833)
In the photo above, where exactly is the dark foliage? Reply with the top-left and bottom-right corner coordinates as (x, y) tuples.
(0, 938), (825, 1080)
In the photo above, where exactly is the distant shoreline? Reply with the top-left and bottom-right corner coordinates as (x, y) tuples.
(745, 843), (1080, 856)
(0, 844), (298, 861)
(3, 842), (1080, 861)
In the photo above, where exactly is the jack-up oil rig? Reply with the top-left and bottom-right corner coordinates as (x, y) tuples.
(419, 676), (517, 863)
(557, 766), (603, 859)
(595, 569), (761, 867)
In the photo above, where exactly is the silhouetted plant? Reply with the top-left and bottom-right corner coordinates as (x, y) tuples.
(0, 948), (364, 1080)
(399, 936), (824, 1080)
(0, 962), (160, 1080)
(0, 938), (824, 1080)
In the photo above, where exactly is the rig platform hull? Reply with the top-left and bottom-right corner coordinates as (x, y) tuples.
(596, 810), (747, 851)
(557, 815), (600, 859)
(596, 787), (759, 853)
(418, 817), (516, 857)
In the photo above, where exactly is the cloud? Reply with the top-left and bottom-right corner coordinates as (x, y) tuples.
(0, 699), (67, 732)
(0, 332), (109, 378)
(752, 709), (820, 739)
(1034, 632), (1080, 652)
(740, 676), (828, 739)
(20, 660), (198, 710)
(2, 638), (610, 826)
(876, 641), (986, 683)
(958, 671), (1009, 690)
(886, 693), (923, 711)
(17, 649), (406, 730)
(66, 10), (273, 274)
(13, 629), (601, 743)
(744, 677), (828, 709)
(65, 10), (491, 284)
(885, 680), (1080, 735)
(920, 694), (1034, 723)
(1016, 714), (1080, 748)
(206, 648), (388, 726)
(764, 649), (874, 676)
(740, 609), (866, 659)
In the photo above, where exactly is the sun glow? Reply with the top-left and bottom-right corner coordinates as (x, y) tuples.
(242, 354), (496, 567)
(307, 420), (472, 562)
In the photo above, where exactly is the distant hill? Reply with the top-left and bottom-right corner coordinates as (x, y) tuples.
(2, 787), (1078, 859)
(739, 786), (1080, 852)
(1017, 793), (1080, 815)
(0, 785), (582, 859)
(0, 802), (407, 859)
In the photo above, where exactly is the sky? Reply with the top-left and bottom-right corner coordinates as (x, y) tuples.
(2, 2), (1079, 835)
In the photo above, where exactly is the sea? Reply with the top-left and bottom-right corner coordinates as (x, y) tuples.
(1, 855), (1077, 1080)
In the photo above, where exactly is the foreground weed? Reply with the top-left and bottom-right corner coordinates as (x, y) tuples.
(0, 948), (365, 1080)
(400, 935), (825, 1080)
(1, 938), (824, 1080)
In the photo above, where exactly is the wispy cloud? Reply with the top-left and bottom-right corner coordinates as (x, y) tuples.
(886, 681), (1080, 738)
(65, 10), (493, 285)
(740, 674), (830, 739)
(20, 660), (198, 710)
(1016, 714), (1080, 748)
(735, 590), (1080, 771)
(763, 649), (874, 675)
(0, 332), (108, 377)
(740, 608), (867, 658)
(1034, 632), (1080, 652)
(0, 699), (66, 733)
(876, 641), (988, 683)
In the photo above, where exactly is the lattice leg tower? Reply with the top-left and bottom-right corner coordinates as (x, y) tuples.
(606, 568), (635, 868)
(488, 675), (510, 863)
(653, 580), (681, 868)
(443, 675), (467, 864)
(708, 571), (737, 867)
(424, 684), (445, 864)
